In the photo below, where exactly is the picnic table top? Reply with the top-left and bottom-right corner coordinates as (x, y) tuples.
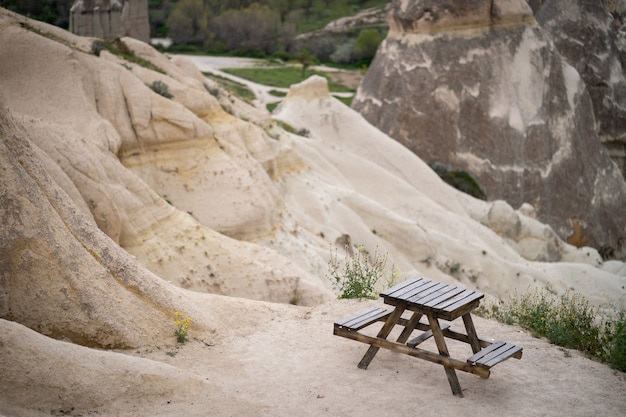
(381, 277), (484, 321)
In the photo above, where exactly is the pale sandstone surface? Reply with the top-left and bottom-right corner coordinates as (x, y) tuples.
(0, 7), (625, 417)
(0, 10), (331, 307)
(273, 76), (626, 306)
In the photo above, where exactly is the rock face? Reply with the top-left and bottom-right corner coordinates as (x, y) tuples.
(535, 0), (626, 178)
(1, 5), (625, 352)
(69, 0), (150, 42)
(2, 9), (626, 415)
(352, 0), (626, 258)
(0, 9), (332, 323)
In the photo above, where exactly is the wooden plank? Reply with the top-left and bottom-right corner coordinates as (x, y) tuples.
(427, 314), (463, 397)
(422, 286), (467, 309)
(334, 325), (490, 378)
(467, 341), (506, 364)
(407, 322), (451, 347)
(358, 305), (406, 369)
(407, 282), (450, 304)
(391, 279), (439, 302)
(336, 306), (379, 326)
(477, 343), (523, 368)
(442, 292), (484, 320)
(382, 277), (425, 298)
(462, 314), (482, 354)
(434, 289), (476, 310)
(396, 312), (423, 344)
(336, 307), (391, 330)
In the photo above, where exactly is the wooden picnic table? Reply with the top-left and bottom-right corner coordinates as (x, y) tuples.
(334, 276), (522, 397)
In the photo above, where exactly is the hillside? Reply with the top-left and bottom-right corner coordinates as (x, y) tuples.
(0, 5), (625, 416)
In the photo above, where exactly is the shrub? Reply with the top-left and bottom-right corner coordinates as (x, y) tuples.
(354, 28), (382, 63)
(330, 39), (356, 64)
(430, 162), (487, 200)
(91, 40), (106, 56)
(91, 38), (166, 74)
(149, 80), (174, 99)
(174, 311), (192, 343)
(479, 288), (626, 372)
(605, 310), (626, 371)
(327, 244), (388, 300)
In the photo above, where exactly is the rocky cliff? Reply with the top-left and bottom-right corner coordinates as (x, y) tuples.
(1, 7), (626, 414)
(535, 0), (626, 178)
(352, 0), (626, 259)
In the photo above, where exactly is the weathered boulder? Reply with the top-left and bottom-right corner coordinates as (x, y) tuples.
(352, 0), (626, 259)
(0, 103), (171, 348)
(535, 0), (626, 177)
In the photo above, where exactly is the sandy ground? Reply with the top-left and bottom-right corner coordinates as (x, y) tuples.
(100, 299), (625, 417)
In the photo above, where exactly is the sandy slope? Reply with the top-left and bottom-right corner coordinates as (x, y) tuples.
(2, 299), (625, 417)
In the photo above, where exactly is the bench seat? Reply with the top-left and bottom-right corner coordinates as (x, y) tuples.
(467, 341), (523, 368)
(334, 307), (391, 331)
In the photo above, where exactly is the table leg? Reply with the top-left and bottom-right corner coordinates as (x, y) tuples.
(427, 314), (464, 398)
(462, 313), (482, 354)
(358, 305), (405, 369)
(396, 312), (423, 344)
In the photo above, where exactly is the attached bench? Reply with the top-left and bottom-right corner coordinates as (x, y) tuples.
(467, 341), (523, 368)
(334, 307), (391, 332)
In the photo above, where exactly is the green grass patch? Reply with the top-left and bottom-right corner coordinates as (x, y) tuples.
(19, 22), (75, 49)
(266, 102), (280, 113)
(203, 73), (256, 103)
(269, 90), (287, 97)
(335, 95), (354, 107)
(477, 288), (626, 372)
(92, 38), (165, 74)
(221, 67), (354, 93)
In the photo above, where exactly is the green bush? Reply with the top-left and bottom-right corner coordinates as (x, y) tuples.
(430, 162), (487, 200)
(354, 28), (382, 63)
(91, 38), (165, 74)
(149, 80), (174, 99)
(327, 245), (389, 300)
(605, 310), (626, 371)
(479, 288), (626, 372)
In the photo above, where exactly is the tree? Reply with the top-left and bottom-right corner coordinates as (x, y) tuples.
(295, 48), (316, 77)
(300, 0), (314, 21)
(214, 3), (282, 54)
(1, 0), (73, 28)
(167, 0), (211, 45)
(354, 28), (382, 63)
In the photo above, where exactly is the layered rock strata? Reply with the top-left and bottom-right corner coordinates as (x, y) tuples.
(352, 0), (626, 258)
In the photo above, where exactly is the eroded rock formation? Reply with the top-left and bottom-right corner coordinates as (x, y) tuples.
(535, 0), (626, 177)
(1, 4), (624, 355)
(352, 0), (626, 258)
(69, 0), (150, 42)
